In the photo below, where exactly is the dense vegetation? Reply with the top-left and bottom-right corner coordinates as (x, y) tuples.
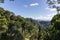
(0, 7), (41, 40)
(0, 7), (60, 40)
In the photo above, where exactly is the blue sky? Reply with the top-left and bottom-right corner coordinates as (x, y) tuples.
(0, 0), (57, 21)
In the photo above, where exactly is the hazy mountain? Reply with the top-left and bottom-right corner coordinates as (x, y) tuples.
(37, 20), (50, 25)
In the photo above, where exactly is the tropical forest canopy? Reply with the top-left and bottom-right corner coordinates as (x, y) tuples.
(0, 0), (60, 40)
(0, 7), (60, 40)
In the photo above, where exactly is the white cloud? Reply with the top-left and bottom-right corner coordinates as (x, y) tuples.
(45, 7), (56, 11)
(50, 8), (56, 11)
(29, 13), (57, 21)
(55, 4), (60, 7)
(24, 3), (39, 7)
(37, 13), (57, 20)
(30, 3), (39, 7)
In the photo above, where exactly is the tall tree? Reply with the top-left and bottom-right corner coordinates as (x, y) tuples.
(0, 0), (14, 3)
(47, 0), (60, 14)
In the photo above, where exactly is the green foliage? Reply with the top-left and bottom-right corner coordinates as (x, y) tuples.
(51, 14), (60, 29)
(1, 6), (60, 40)
(49, 14), (60, 40)
(0, 7), (42, 40)
(0, 12), (8, 33)
(1, 7), (60, 40)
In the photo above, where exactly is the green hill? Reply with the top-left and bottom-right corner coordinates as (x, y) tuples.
(0, 7), (41, 40)
(1, 7), (60, 40)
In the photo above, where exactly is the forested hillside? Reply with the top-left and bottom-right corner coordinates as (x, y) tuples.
(0, 7), (41, 40)
(0, 7), (60, 40)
